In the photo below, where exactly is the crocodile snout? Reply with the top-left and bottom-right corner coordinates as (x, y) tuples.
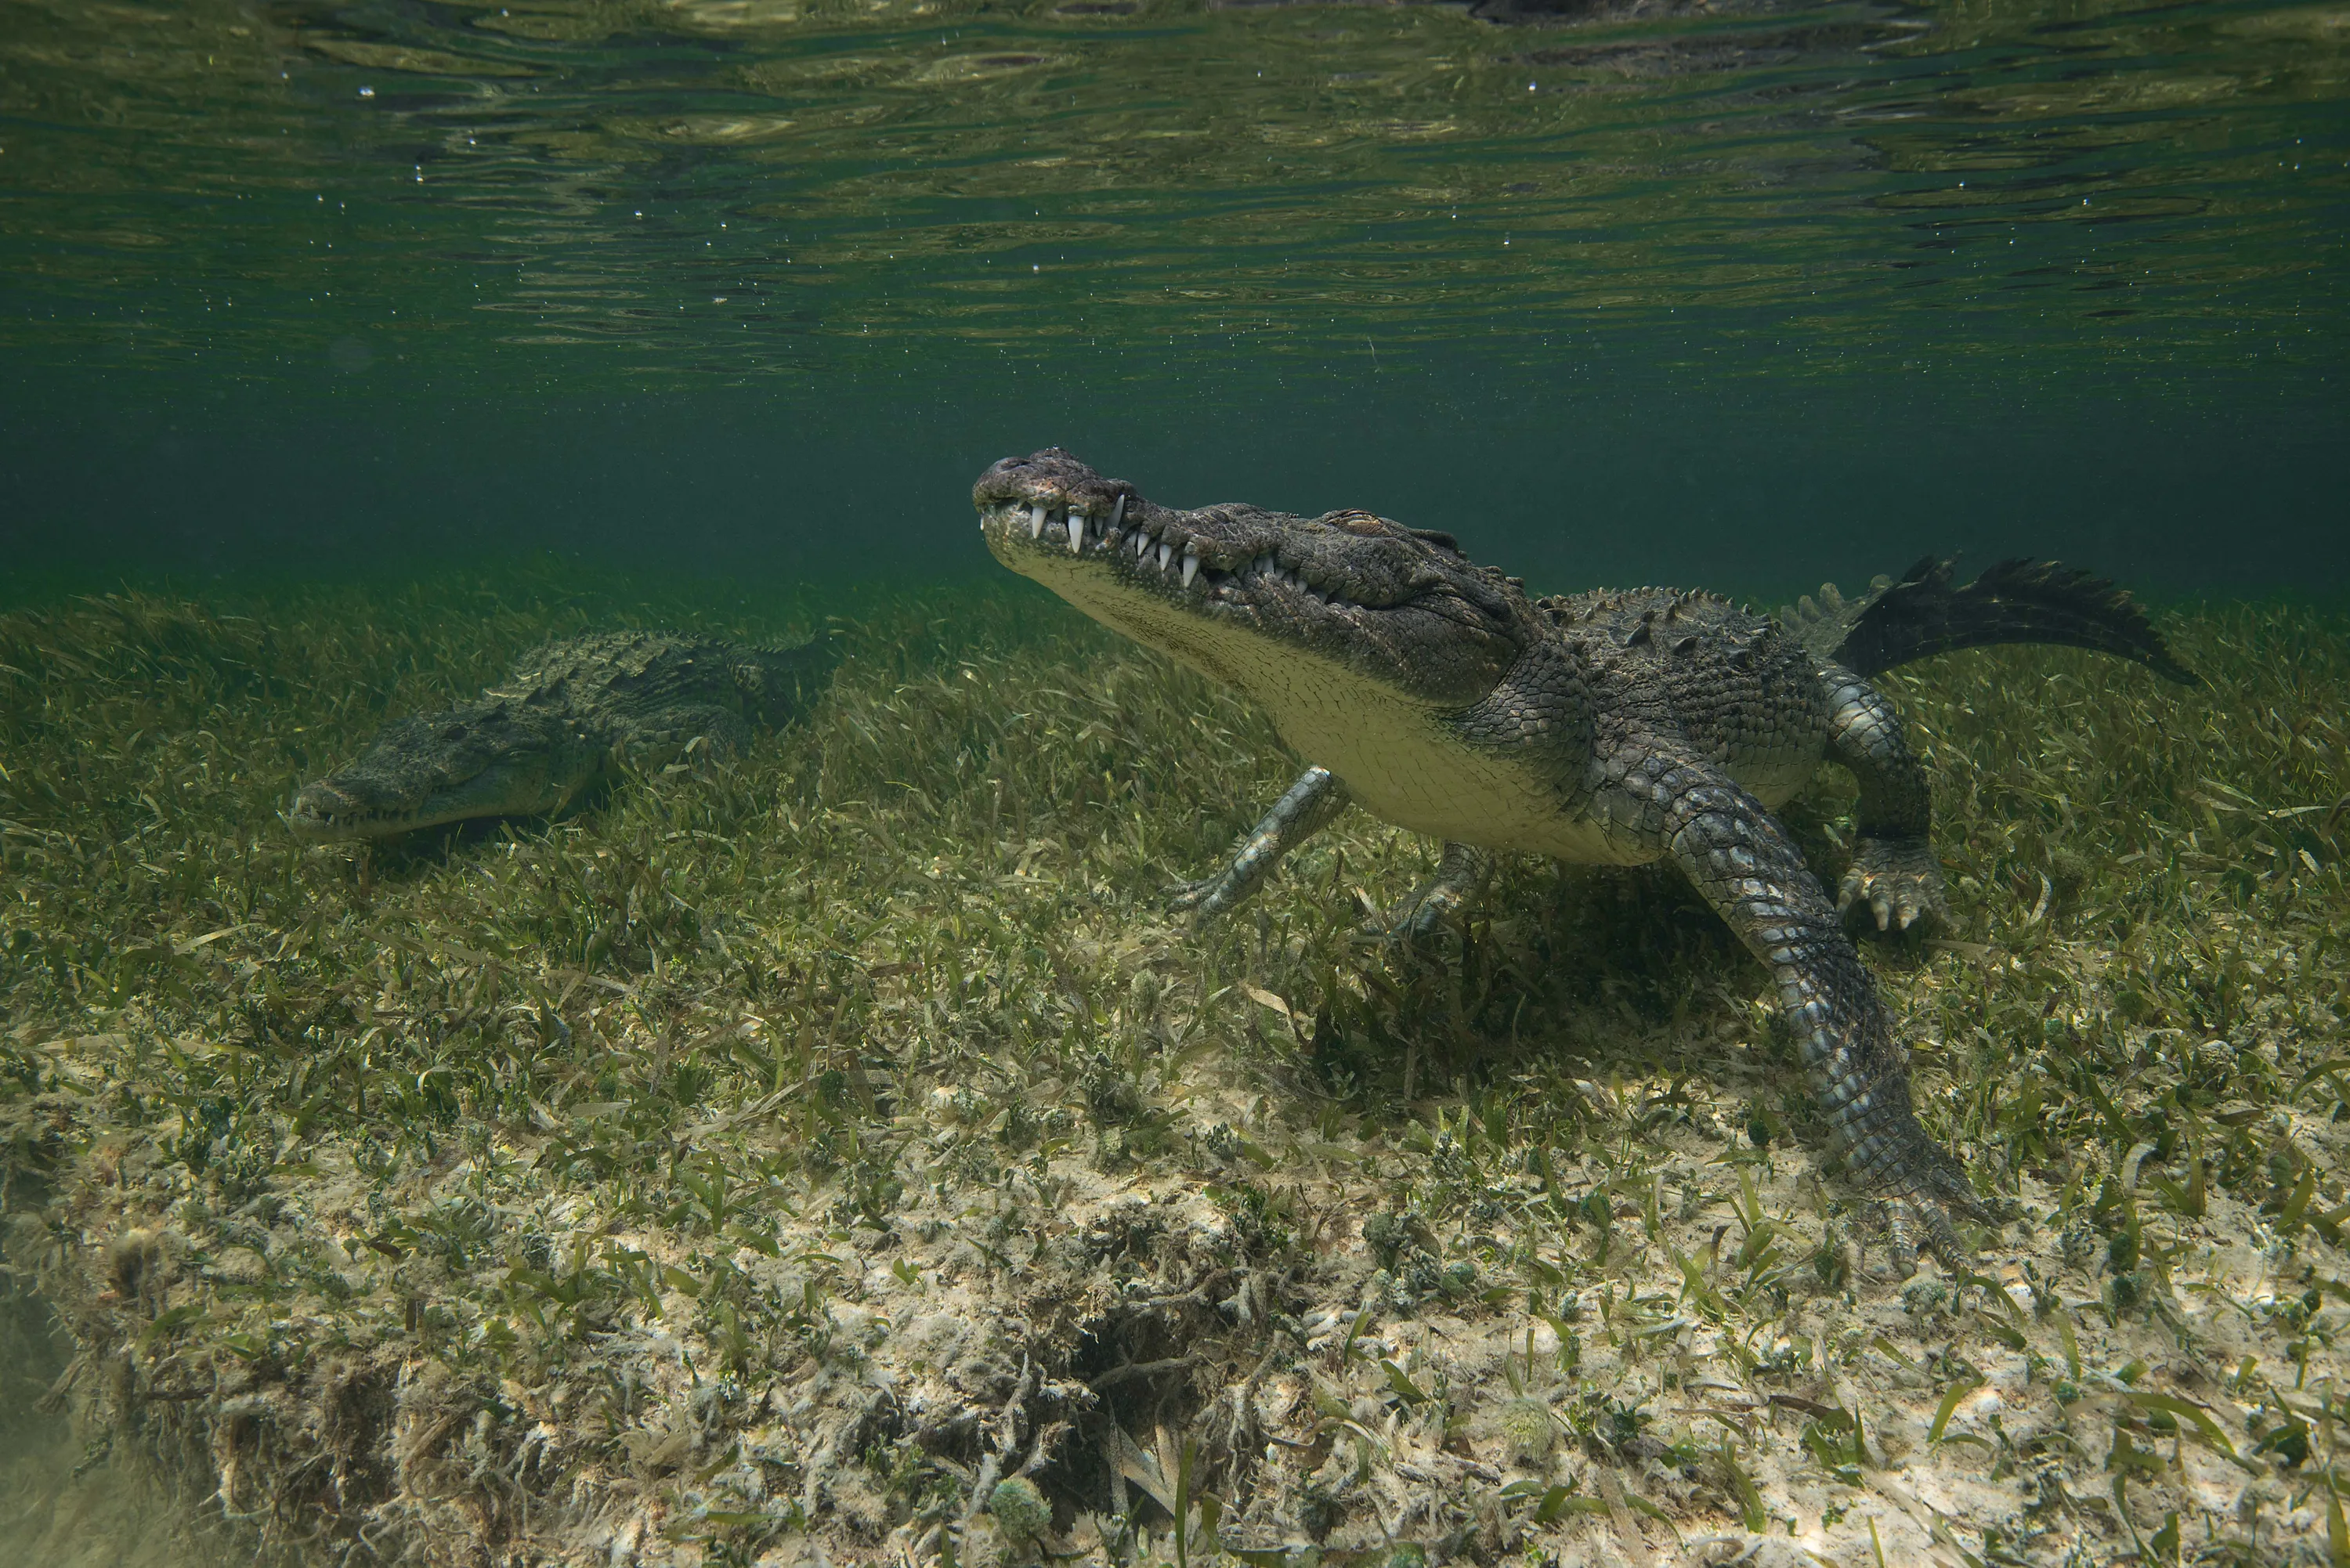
(286, 779), (367, 843)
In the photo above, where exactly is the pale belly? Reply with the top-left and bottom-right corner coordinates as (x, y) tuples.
(1024, 560), (1813, 865)
(1343, 746), (1648, 862)
(1259, 652), (1822, 865)
(1215, 641), (1658, 865)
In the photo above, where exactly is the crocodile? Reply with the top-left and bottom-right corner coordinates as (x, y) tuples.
(974, 447), (2196, 1272)
(287, 629), (840, 844)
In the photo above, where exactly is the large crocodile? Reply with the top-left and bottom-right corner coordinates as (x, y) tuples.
(287, 629), (840, 844)
(974, 448), (2196, 1272)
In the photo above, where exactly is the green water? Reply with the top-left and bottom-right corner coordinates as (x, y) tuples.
(0, 10), (2345, 1560)
(1, 0), (2343, 590)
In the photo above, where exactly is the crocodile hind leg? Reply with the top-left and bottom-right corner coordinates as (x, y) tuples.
(1821, 663), (1947, 934)
(1634, 742), (1998, 1274)
(1170, 765), (1351, 921)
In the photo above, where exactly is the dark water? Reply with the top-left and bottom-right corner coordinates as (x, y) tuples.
(1, 0), (2343, 596)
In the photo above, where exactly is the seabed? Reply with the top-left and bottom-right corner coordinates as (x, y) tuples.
(2, 572), (2345, 1567)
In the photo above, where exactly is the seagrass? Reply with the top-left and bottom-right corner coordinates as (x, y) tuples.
(2, 566), (2345, 1566)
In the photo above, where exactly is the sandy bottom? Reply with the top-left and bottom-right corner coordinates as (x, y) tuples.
(1, 584), (2343, 1565)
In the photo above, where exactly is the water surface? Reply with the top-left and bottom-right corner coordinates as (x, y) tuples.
(1, 0), (2342, 590)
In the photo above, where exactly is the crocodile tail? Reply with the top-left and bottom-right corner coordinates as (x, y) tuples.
(1789, 556), (2200, 686)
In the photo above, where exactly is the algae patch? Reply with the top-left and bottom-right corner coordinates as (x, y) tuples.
(2, 576), (2347, 1565)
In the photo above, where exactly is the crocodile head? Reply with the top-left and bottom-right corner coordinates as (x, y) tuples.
(976, 448), (1544, 841)
(287, 698), (590, 844)
(975, 448), (1527, 710)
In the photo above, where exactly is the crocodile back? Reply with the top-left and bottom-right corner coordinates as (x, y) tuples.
(1538, 588), (1829, 807)
(494, 630), (821, 730)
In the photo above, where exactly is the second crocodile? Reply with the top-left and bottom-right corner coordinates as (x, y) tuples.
(976, 447), (2196, 1273)
(287, 629), (840, 844)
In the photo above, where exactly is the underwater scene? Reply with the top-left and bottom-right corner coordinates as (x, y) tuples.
(2, 1), (2346, 1565)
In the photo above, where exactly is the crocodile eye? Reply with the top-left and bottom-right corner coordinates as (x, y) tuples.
(439, 723), (469, 741)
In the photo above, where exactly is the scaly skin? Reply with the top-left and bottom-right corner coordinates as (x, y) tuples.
(974, 448), (2193, 1275)
(287, 630), (840, 843)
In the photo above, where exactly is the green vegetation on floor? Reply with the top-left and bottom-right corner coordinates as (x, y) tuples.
(2, 573), (2346, 1566)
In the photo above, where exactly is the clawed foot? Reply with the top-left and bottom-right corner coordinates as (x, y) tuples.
(1854, 1148), (2012, 1280)
(1350, 882), (1470, 946)
(1839, 836), (1948, 935)
(1166, 872), (1246, 923)
(1350, 844), (1495, 946)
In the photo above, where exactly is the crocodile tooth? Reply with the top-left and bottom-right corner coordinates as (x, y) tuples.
(1133, 532), (1149, 561)
(1157, 542), (1173, 573)
(1029, 504), (1047, 540)
(1110, 494), (1126, 531)
(1180, 550), (1200, 590)
(1066, 511), (1085, 553)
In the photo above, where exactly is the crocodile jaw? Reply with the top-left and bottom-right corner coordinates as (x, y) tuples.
(974, 450), (1520, 714)
(287, 770), (564, 843)
(977, 450), (1547, 844)
(287, 705), (584, 843)
(978, 497), (1348, 697)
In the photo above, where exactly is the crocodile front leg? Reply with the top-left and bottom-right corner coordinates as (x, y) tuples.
(1376, 841), (1498, 941)
(1622, 740), (1997, 1273)
(1820, 663), (1947, 935)
(1170, 765), (1351, 921)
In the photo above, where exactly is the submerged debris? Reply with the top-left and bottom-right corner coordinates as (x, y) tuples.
(1, 573), (2346, 1566)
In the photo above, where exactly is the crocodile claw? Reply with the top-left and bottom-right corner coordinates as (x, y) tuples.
(1167, 873), (1243, 922)
(1347, 843), (1495, 947)
(1386, 902), (1456, 944)
(1853, 1143), (2012, 1280)
(1861, 1195), (1974, 1281)
(1353, 885), (1462, 945)
(1839, 836), (1948, 936)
